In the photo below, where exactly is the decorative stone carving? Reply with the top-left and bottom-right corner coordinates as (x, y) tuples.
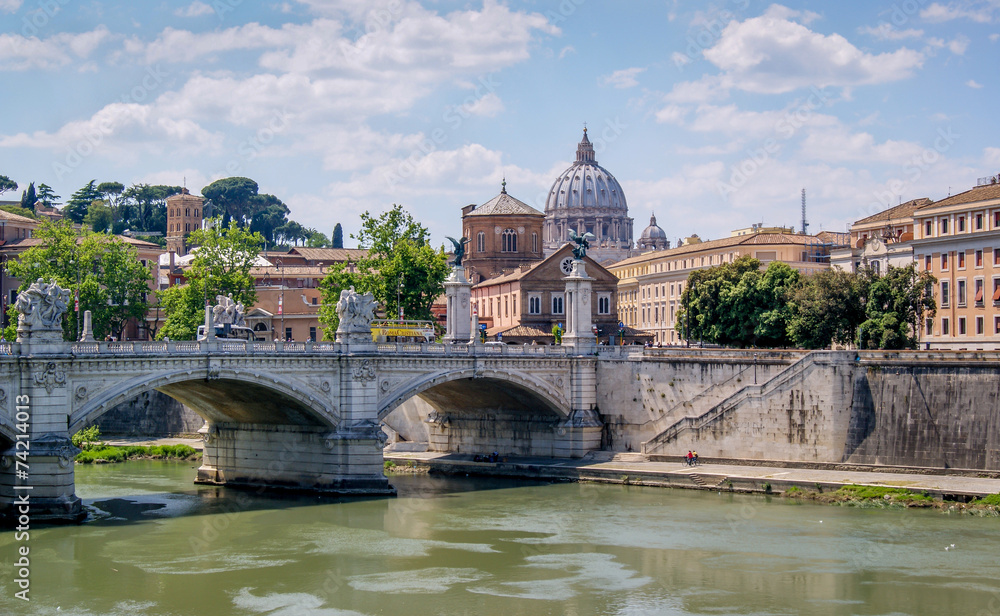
(323, 420), (388, 450)
(212, 294), (246, 326)
(352, 359), (376, 385)
(320, 380), (331, 393)
(16, 278), (70, 341)
(335, 287), (376, 334)
(33, 361), (67, 393)
(0, 387), (6, 409)
(75, 385), (88, 401)
(207, 365), (222, 380)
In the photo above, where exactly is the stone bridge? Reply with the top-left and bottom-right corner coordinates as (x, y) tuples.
(0, 338), (604, 523)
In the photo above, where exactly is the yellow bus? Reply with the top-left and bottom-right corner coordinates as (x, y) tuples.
(370, 319), (436, 343)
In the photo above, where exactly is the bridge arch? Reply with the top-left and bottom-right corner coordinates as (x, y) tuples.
(69, 367), (339, 435)
(377, 367), (570, 421)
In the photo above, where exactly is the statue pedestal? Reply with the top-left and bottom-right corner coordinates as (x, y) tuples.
(334, 287), (377, 353)
(443, 267), (472, 344)
(562, 260), (596, 353)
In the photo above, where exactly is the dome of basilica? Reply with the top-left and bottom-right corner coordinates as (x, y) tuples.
(545, 128), (628, 214)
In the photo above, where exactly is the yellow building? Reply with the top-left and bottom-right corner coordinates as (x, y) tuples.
(608, 230), (841, 345)
(913, 178), (1000, 349)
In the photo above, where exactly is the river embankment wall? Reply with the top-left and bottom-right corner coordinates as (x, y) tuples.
(597, 350), (1000, 472)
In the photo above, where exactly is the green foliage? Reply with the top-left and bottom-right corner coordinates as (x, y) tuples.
(318, 205), (447, 335)
(119, 183), (181, 234)
(858, 263), (936, 350)
(973, 493), (1000, 506)
(785, 486), (803, 495)
(83, 200), (114, 232)
(0, 175), (17, 196)
(20, 182), (37, 211)
(306, 230), (329, 247)
(836, 484), (933, 502)
(677, 256), (799, 347)
(552, 324), (563, 344)
(158, 219), (264, 339)
(71, 425), (103, 450)
(6, 220), (151, 340)
(787, 268), (865, 348)
(75, 444), (198, 464)
(63, 180), (101, 223)
(318, 263), (360, 339)
(0, 204), (38, 220)
(35, 183), (59, 208)
(332, 223), (344, 248)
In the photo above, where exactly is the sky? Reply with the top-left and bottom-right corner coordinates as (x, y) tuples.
(1, 0), (999, 249)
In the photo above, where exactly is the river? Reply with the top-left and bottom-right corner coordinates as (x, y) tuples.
(2, 460), (999, 615)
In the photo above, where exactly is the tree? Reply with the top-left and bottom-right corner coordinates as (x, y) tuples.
(858, 263), (936, 350)
(83, 200), (114, 232)
(331, 223), (344, 248)
(676, 256), (798, 347)
(306, 230), (329, 247)
(63, 180), (102, 223)
(20, 182), (37, 212)
(318, 204), (447, 337)
(317, 264), (360, 339)
(36, 183), (59, 208)
(120, 184), (181, 234)
(787, 268), (865, 349)
(275, 220), (307, 246)
(0, 175), (16, 196)
(157, 219), (264, 340)
(5, 220), (151, 340)
(250, 200), (291, 246)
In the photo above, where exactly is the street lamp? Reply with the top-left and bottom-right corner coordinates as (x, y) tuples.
(397, 273), (404, 322)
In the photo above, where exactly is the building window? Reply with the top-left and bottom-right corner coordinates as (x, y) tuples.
(942, 318), (950, 335)
(977, 213), (984, 230)
(598, 294), (611, 315)
(532, 232), (538, 253)
(501, 228), (517, 252)
(941, 218), (949, 234)
(285, 327), (292, 341)
(977, 316), (984, 335)
(976, 250), (984, 268)
(995, 211), (1000, 228)
(958, 317), (966, 335)
(940, 280), (950, 307)
(552, 293), (564, 315)
(958, 216), (965, 232)
(528, 295), (540, 314)
(996, 316), (1000, 334)
(195, 209), (199, 217)
(957, 279), (967, 306)
(504, 297), (508, 318)
(942, 253), (949, 270)
(924, 255), (931, 270)
(477, 231), (485, 252)
(975, 278), (984, 306)
(958, 252), (966, 269)
(925, 220), (933, 236)
(309, 326), (317, 342)
(185, 208), (190, 217)
(926, 318), (933, 336)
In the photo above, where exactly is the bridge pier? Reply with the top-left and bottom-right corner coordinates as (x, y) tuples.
(196, 421), (392, 494)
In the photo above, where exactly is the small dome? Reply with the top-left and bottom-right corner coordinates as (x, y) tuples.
(640, 214), (666, 240)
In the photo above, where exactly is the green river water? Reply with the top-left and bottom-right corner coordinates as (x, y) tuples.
(2, 460), (1000, 616)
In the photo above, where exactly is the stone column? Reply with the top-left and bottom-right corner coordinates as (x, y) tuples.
(1, 280), (84, 523)
(80, 310), (95, 342)
(562, 260), (596, 353)
(443, 266), (472, 344)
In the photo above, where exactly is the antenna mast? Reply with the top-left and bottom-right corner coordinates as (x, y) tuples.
(800, 188), (808, 235)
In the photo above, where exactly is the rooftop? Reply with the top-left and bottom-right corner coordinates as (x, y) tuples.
(854, 198), (932, 226)
(918, 182), (1000, 210)
(466, 183), (545, 217)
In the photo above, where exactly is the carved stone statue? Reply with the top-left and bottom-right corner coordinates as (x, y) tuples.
(568, 229), (595, 260)
(445, 236), (469, 267)
(16, 278), (70, 331)
(335, 286), (377, 333)
(212, 294), (246, 326)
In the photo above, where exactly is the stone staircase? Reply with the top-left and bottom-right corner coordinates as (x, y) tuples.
(641, 352), (827, 455)
(686, 472), (727, 489)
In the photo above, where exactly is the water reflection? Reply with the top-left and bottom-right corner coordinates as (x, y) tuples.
(0, 462), (998, 616)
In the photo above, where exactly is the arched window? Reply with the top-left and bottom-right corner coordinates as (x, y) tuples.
(185, 223), (190, 232)
(195, 209), (199, 217)
(477, 231), (485, 252)
(185, 208), (190, 216)
(532, 232), (538, 253)
(502, 228), (517, 252)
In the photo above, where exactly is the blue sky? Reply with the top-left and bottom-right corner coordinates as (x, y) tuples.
(1, 0), (998, 247)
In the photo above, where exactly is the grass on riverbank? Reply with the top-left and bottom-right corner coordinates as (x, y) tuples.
(782, 483), (1000, 513)
(75, 444), (199, 464)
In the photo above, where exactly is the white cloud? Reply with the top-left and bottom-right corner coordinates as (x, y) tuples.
(921, 2), (999, 23)
(600, 67), (645, 89)
(984, 147), (1000, 167)
(991, 33), (1000, 41)
(174, 2), (215, 18)
(455, 92), (504, 118)
(948, 35), (971, 53)
(655, 105), (688, 124)
(558, 45), (575, 59)
(703, 9), (924, 94)
(662, 76), (729, 104)
(0, 0), (22, 12)
(0, 27), (112, 71)
(858, 24), (924, 40)
(799, 127), (926, 165)
(134, 169), (210, 191)
(967, 79), (984, 88)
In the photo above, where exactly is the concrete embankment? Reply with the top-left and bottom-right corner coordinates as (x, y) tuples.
(383, 451), (1000, 500)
